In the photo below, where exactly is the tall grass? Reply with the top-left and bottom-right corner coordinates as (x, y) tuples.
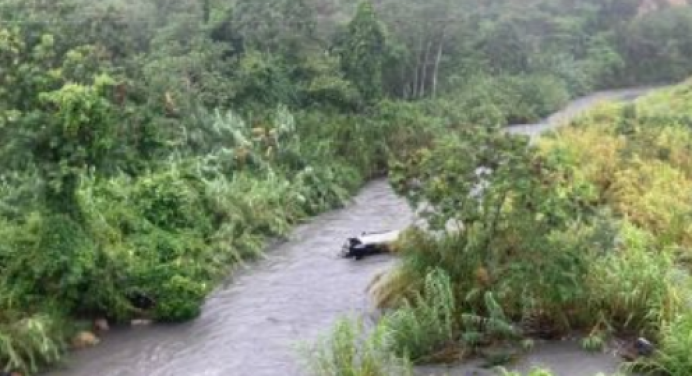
(304, 318), (412, 376)
(584, 223), (684, 334)
(0, 314), (65, 374)
(382, 269), (458, 362)
(461, 292), (520, 347)
(641, 313), (692, 376)
(304, 269), (460, 375)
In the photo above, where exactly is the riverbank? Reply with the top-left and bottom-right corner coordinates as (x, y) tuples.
(365, 82), (692, 376)
(418, 340), (623, 376)
(506, 87), (660, 137)
(46, 180), (413, 376)
(42, 87), (659, 376)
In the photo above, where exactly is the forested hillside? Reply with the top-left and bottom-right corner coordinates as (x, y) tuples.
(1, 0), (692, 374)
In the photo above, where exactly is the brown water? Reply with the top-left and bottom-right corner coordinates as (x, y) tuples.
(46, 87), (655, 376)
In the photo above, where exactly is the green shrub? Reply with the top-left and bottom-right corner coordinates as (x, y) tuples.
(133, 169), (211, 233)
(152, 274), (208, 321)
(81, 171), (214, 321)
(0, 213), (98, 312)
(0, 172), (41, 220)
(293, 164), (359, 215)
(501, 74), (571, 123)
(445, 76), (509, 127)
(445, 73), (572, 126)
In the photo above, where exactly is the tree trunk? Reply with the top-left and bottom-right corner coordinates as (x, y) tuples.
(401, 63), (409, 99)
(203, 0), (211, 24)
(432, 28), (447, 98)
(419, 37), (433, 98)
(412, 35), (424, 98)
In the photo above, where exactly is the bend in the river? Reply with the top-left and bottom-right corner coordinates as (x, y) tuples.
(46, 87), (655, 376)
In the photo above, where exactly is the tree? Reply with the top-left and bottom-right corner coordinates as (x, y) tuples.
(0, 25), (116, 220)
(339, 1), (387, 103)
(232, 0), (317, 56)
(203, 0), (211, 24)
(37, 75), (117, 219)
(376, 0), (474, 99)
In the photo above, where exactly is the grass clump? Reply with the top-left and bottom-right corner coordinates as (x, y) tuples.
(382, 269), (458, 362)
(0, 313), (65, 374)
(642, 313), (692, 376)
(584, 223), (684, 334)
(304, 318), (412, 376)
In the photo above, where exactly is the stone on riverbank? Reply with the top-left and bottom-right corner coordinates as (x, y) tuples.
(71, 331), (100, 349)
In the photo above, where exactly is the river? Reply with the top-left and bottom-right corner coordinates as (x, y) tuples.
(46, 87), (655, 376)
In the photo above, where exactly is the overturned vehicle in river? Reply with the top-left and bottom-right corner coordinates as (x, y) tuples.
(341, 230), (401, 260)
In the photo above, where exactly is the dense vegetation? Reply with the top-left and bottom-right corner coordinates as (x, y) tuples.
(2, 0), (692, 374)
(309, 79), (692, 376)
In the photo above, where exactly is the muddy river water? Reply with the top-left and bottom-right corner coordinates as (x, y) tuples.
(47, 87), (654, 376)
